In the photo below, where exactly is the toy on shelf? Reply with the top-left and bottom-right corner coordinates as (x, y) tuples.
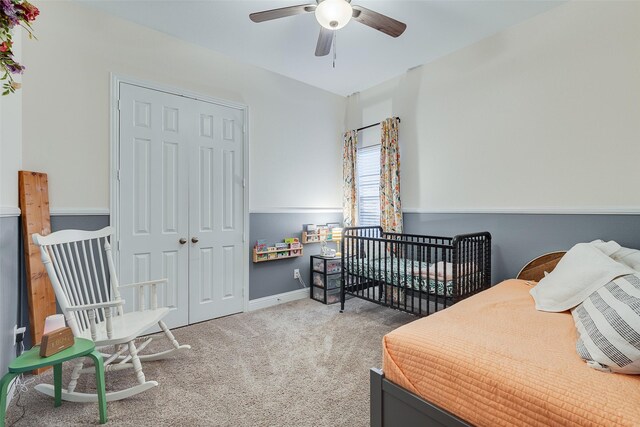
(255, 239), (267, 253)
(301, 223), (344, 245)
(253, 237), (304, 263)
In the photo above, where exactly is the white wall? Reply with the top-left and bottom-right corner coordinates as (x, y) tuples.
(347, 1), (640, 212)
(21, 1), (345, 213)
(0, 28), (22, 215)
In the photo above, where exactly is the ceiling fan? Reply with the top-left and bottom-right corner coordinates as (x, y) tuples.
(249, 0), (407, 57)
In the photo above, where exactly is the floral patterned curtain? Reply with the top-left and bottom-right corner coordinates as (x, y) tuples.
(343, 130), (358, 227)
(380, 118), (402, 233)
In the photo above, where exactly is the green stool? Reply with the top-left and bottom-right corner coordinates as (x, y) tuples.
(0, 338), (107, 426)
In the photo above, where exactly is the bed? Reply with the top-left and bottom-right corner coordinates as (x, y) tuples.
(341, 226), (491, 317)
(370, 254), (640, 427)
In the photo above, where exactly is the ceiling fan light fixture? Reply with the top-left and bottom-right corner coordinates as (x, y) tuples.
(315, 0), (352, 30)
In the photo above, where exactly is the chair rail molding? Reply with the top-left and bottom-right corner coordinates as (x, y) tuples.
(249, 207), (342, 214)
(49, 208), (110, 216)
(402, 207), (640, 215)
(0, 206), (20, 217)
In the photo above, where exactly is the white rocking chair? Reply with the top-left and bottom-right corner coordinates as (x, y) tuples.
(32, 226), (191, 402)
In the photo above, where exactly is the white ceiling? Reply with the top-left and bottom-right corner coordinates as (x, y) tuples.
(81, 0), (564, 96)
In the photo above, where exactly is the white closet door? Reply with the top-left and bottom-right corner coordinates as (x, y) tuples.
(118, 83), (190, 329)
(188, 100), (245, 323)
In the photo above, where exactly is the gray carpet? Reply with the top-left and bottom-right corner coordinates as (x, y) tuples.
(5, 297), (414, 426)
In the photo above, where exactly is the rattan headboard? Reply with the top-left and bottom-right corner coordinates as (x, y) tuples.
(516, 251), (566, 282)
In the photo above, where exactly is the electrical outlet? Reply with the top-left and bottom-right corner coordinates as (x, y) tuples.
(293, 269), (300, 279)
(13, 325), (26, 346)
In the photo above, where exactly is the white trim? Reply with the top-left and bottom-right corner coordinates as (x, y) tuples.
(402, 207), (640, 215)
(110, 73), (247, 111)
(0, 206), (20, 217)
(243, 98), (251, 313)
(49, 208), (110, 216)
(110, 73), (250, 317)
(110, 73), (121, 272)
(249, 208), (342, 214)
(0, 207), (112, 217)
(247, 288), (309, 312)
(5, 377), (17, 410)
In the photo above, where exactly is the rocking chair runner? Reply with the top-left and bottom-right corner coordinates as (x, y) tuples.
(32, 226), (190, 402)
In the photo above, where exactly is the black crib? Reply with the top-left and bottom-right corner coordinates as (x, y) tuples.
(340, 227), (492, 317)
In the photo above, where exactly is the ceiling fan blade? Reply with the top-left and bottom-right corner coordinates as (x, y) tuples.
(250, 4), (316, 23)
(315, 27), (334, 57)
(351, 6), (407, 38)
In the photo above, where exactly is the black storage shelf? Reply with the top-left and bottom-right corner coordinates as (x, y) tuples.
(310, 255), (343, 305)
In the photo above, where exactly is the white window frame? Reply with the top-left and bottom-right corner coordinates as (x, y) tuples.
(357, 144), (381, 227)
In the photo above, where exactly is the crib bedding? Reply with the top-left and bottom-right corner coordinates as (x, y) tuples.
(346, 257), (459, 297)
(382, 279), (640, 427)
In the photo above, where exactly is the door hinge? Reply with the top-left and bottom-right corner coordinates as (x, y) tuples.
(116, 170), (121, 181)
(117, 100), (122, 111)
(242, 178), (246, 188)
(117, 240), (121, 251)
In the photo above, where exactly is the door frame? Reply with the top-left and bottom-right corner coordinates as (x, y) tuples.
(109, 73), (251, 315)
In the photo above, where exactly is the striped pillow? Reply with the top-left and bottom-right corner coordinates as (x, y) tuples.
(571, 274), (640, 374)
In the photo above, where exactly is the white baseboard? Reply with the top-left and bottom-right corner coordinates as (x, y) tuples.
(248, 288), (309, 311)
(5, 376), (17, 410)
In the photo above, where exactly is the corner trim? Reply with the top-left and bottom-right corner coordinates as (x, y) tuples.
(250, 208), (342, 214)
(402, 207), (640, 215)
(0, 206), (20, 217)
(248, 288), (309, 312)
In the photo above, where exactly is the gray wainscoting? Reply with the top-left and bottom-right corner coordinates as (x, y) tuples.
(0, 211), (341, 369)
(0, 216), (20, 375)
(51, 215), (110, 232)
(60, 213), (343, 301)
(249, 213), (343, 300)
(404, 212), (640, 283)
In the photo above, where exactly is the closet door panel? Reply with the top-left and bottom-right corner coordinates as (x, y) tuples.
(118, 83), (190, 329)
(188, 102), (245, 323)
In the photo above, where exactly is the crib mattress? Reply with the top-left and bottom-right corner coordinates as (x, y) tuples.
(346, 257), (454, 296)
(382, 279), (640, 426)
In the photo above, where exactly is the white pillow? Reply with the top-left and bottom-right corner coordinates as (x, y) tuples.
(572, 273), (640, 374)
(589, 239), (621, 256)
(530, 243), (634, 312)
(611, 247), (640, 272)
(591, 240), (640, 272)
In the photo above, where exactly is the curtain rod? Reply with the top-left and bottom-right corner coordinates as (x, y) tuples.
(356, 117), (401, 132)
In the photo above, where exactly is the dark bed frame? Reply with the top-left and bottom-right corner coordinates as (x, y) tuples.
(340, 226), (491, 317)
(370, 368), (471, 427)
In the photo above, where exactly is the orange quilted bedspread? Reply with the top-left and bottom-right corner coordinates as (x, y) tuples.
(383, 279), (640, 426)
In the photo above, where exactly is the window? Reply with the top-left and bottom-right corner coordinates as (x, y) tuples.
(357, 145), (380, 226)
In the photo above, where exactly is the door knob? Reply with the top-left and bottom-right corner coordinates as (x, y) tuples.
(191, 237), (199, 243)
(179, 238), (187, 244)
